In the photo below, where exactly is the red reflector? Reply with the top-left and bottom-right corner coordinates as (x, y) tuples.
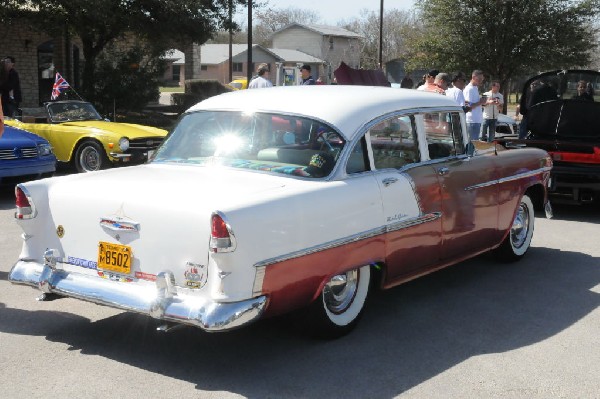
(15, 187), (30, 208)
(548, 147), (600, 164)
(211, 214), (230, 239)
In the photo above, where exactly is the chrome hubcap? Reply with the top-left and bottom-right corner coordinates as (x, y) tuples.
(511, 202), (530, 249)
(323, 270), (359, 314)
(80, 147), (100, 171)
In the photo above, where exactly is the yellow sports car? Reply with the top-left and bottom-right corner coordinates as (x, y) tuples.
(6, 101), (168, 172)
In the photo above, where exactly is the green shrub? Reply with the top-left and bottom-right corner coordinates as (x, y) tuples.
(171, 80), (232, 112)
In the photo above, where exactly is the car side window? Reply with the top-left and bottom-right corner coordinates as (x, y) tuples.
(346, 136), (370, 174)
(369, 115), (420, 170)
(423, 112), (464, 160)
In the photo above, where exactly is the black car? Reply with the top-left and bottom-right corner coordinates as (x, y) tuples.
(500, 70), (600, 204)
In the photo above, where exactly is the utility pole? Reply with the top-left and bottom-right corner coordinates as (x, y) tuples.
(247, 0), (253, 84)
(228, 0), (233, 82)
(379, 0), (384, 68)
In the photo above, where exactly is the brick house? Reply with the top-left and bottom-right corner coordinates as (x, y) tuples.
(0, 22), (81, 107)
(184, 44), (324, 86)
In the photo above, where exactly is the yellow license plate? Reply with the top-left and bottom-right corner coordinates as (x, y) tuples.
(98, 241), (132, 274)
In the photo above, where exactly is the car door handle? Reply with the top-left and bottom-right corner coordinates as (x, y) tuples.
(437, 167), (449, 176)
(382, 177), (399, 187)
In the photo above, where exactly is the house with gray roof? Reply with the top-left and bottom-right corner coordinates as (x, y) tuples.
(164, 44), (326, 87)
(271, 23), (362, 82)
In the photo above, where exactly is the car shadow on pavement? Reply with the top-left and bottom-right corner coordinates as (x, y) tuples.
(549, 202), (600, 223)
(1, 246), (598, 398)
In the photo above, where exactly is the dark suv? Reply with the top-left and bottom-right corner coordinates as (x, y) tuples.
(500, 70), (599, 204)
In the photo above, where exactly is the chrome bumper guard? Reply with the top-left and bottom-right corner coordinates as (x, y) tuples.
(9, 255), (267, 332)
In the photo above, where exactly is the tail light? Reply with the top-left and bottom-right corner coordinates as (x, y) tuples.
(210, 212), (236, 253)
(15, 185), (36, 219)
(548, 147), (600, 164)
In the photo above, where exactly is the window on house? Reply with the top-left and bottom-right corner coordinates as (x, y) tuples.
(200, 65), (208, 71)
(233, 62), (243, 72)
(329, 37), (334, 50)
(172, 65), (181, 82)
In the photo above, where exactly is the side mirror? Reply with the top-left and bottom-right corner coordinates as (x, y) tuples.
(465, 141), (475, 157)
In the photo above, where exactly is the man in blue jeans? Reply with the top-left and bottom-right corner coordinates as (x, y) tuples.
(463, 70), (487, 141)
(481, 81), (504, 142)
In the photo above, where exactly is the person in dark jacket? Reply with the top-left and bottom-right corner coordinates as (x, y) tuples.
(1, 56), (22, 117)
(300, 64), (316, 85)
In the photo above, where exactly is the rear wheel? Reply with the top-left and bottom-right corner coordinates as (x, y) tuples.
(496, 194), (535, 261)
(74, 141), (109, 173)
(303, 265), (371, 338)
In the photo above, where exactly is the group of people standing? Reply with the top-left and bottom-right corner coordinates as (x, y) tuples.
(0, 56), (22, 118)
(416, 69), (503, 142)
(248, 63), (317, 89)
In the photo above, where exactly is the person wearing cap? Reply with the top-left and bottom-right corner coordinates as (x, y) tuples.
(300, 64), (316, 85)
(417, 69), (439, 91)
(248, 63), (273, 89)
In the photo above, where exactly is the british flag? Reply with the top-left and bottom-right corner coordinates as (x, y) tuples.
(51, 72), (70, 100)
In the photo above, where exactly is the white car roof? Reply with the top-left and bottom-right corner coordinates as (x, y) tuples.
(188, 86), (461, 140)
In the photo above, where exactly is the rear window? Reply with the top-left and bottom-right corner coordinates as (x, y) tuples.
(153, 111), (346, 179)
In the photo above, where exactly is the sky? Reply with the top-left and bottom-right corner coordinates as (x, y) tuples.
(237, 0), (417, 25)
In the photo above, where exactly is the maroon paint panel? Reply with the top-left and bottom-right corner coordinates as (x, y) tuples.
(261, 237), (385, 317)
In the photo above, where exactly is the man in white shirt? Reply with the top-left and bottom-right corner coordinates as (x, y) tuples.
(481, 81), (504, 142)
(463, 70), (487, 141)
(248, 63), (273, 89)
(446, 72), (468, 109)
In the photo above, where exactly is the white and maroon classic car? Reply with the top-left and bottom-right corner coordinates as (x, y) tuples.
(9, 86), (553, 338)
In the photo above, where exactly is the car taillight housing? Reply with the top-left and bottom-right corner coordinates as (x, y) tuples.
(210, 212), (236, 253)
(548, 147), (600, 164)
(15, 185), (36, 219)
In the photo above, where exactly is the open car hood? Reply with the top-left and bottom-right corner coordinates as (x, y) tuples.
(521, 70), (599, 141)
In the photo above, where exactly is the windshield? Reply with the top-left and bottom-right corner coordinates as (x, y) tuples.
(47, 102), (103, 122)
(153, 111), (345, 178)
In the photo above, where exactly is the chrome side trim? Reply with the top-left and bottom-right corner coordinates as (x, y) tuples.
(9, 259), (266, 332)
(254, 226), (386, 269)
(253, 213), (441, 269)
(385, 212), (441, 233)
(465, 166), (552, 191)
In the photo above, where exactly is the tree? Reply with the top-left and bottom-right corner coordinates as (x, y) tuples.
(340, 8), (422, 69)
(407, 0), (600, 95)
(4, 0), (248, 102)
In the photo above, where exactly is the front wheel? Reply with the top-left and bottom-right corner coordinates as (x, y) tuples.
(74, 141), (109, 173)
(496, 194), (535, 261)
(303, 265), (371, 338)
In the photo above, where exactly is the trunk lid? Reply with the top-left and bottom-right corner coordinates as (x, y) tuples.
(40, 164), (290, 285)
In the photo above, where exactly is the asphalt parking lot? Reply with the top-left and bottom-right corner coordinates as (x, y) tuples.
(0, 184), (599, 398)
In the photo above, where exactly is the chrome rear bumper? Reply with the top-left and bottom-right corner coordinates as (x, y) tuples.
(9, 258), (267, 332)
